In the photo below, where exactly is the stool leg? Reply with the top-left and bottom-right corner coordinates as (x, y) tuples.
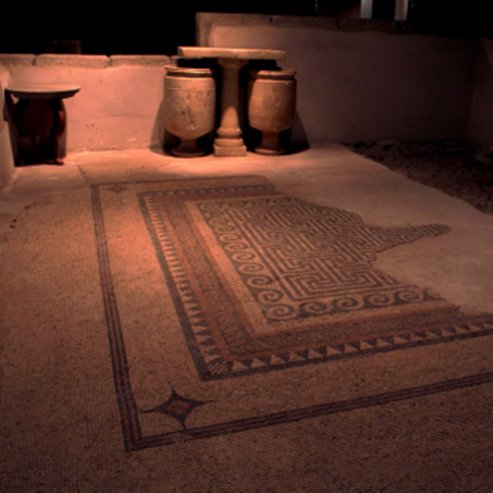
(3, 92), (21, 165)
(50, 98), (66, 165)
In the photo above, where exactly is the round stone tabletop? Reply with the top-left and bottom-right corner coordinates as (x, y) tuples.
(6, 84), (81, 99)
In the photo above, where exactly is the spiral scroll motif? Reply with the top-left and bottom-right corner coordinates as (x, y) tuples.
(196, 196), (449, 323)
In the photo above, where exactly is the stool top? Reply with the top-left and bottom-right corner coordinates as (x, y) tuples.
(178, 46), (286, 61)
(6, 84), (81, 99)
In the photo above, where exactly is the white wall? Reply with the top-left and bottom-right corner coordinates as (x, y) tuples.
(467, 38), (493, 149)
(0, 63), (14, 188)
(1, 54), (170, 154)
(199, 14), (477, 144)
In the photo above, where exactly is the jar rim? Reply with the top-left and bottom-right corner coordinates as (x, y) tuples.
(165, 65), (214, 77)
(250, 69), (296, 80)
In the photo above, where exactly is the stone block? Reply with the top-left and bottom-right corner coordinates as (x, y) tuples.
(35, 54), (110, 68)
(0, 54), (35, 66)
(110, 55), (170, 67)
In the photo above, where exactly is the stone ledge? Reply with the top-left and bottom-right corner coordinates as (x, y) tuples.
(0, 54), (173, 69)
(270, 15), (411, 34)
(196, 12), (412, 46)
(196, 12), (485, 45)
(0, 54), (36, 66)
(110, 55), (170, 66)
(35, 54), (110, 68)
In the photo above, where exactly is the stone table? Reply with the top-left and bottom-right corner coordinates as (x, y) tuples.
(178, 47), (286, 156)
(4, 84), (80, 165)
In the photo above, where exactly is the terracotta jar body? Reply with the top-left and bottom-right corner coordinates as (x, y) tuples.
(248, 69), (296, 155)
(164, 66), (216, 157)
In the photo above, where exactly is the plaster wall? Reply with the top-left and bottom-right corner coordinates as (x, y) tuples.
(1, 54), (170, 154)
(0, 20), (490, 184)
(467, 38), (493, 149)
(199, 14), (476, 144)
(0, 63), (14, 188)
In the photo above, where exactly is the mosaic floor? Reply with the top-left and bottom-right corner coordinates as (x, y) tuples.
(93, 176), (493, 450)
(2, 147), (493, 491)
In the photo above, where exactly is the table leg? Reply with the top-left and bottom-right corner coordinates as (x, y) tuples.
(214, 58), (247, 157)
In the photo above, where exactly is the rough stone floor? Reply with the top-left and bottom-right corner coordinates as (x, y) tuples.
(348, 140), (493, 214)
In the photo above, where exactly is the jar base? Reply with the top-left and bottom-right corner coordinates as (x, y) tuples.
(253, 131), (285, 155)
(171, 138), (206, 158)
(254, 146), (286, 156)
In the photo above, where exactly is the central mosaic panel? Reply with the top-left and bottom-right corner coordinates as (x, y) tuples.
(139, 182), (471, 380)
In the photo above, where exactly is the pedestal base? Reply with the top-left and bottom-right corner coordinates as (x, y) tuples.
(213, 143), (247, 157)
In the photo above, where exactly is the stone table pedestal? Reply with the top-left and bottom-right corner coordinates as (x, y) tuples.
(178, 47), (286, 157)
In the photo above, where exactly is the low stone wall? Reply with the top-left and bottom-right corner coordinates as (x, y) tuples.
(197, 13), (478, 145)
(0, 54), (171, 157)
(0, 63), (14, 188)
(467, 38), (493, 150)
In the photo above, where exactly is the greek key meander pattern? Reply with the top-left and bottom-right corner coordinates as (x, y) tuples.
(139, 184), (493, 380)
(198, 196), (448, 323)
